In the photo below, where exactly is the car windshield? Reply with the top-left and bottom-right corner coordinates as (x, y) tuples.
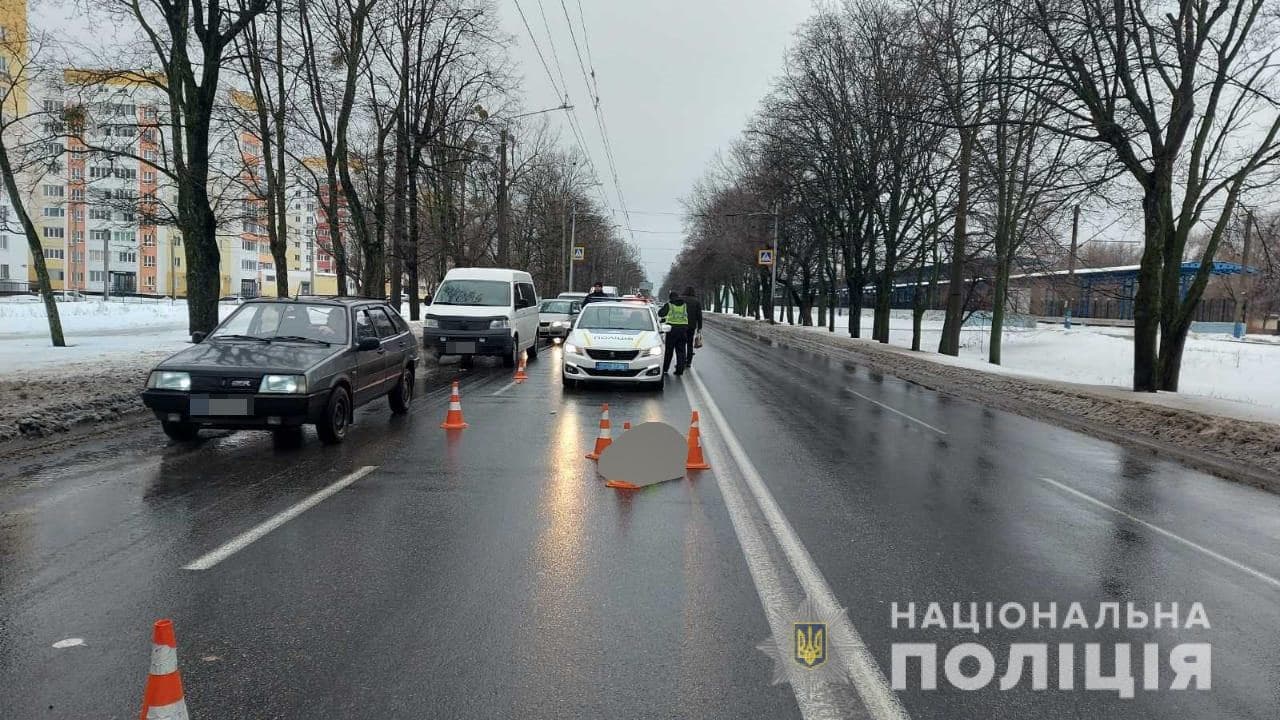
(576, 305), (654, 332)
(210, 303), (348, 343)
(433, 279), (510, 306)
(540, 300), (575, 314)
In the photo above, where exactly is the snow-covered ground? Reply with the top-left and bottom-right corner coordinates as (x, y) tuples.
(739, 307), (1280, 420)
(0, 299), (234, 375)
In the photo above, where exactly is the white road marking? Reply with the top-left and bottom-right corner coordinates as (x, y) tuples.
(52, 638), (85, 649)
(1038, 476), (1280, 590)
(490, 379), (518, 396)
(686, 370), (909, 720)
(847, 389), (947, 435)
(183, 466), (379, 571)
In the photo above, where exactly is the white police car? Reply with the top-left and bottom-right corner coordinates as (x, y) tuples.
(561, 301), (668, 390)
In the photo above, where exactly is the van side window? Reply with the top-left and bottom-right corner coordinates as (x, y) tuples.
(516, 282), (537, 309)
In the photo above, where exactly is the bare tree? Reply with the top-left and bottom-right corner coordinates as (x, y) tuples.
(1022, 0), (1280, 390)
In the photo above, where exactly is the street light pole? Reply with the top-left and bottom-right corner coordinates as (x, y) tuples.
(567, 199), (577, 293)
(492, 104), (571, 268)
(769, 202), (779, 324)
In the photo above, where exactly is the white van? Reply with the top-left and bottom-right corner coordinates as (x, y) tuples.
(423, 268), (541, 367)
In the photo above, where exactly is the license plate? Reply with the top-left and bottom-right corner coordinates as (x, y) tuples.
(595, 361), (629, 371)
(446, 341), (476, 354)
(190, 395), (252, 416)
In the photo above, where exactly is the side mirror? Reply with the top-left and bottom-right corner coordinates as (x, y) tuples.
(191, 331), (206, 343)
(357, 336), (381, 351)
(660, 323), (672, 334)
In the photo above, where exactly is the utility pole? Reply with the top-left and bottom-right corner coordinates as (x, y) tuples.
(1234, 210), (1254, 339)
(1065, 204), (1079, 328)
(496, 127), (510, 266)
(103, 230), (111, 301)
(560, 198), (568, 293)
(567, 199), (577, 293)
(768, 202), (779, 324)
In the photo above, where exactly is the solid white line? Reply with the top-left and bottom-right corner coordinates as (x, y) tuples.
(183, 466), (379, 571)
(847, 389), (947, 435)
(686, 371), (909, 720)
(1038, 476), (1280, 590)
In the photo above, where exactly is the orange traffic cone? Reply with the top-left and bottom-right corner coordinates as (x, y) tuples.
(514, 355), (528, 383)
(440, 380), (468, 429)
(685, 410), (711, 470)
(139, 619), (189, 720)
(585, 403), (613, 459)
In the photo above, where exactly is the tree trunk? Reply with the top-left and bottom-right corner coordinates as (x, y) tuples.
(1132, 186), (1164, 392)
(0, 142), (64, 345)
(988, 233), (1009, 365)
(939, 130), (974, 356)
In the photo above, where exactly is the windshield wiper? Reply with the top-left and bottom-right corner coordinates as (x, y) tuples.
(212, 334), (270, 342)
(270, 335), (331, 346)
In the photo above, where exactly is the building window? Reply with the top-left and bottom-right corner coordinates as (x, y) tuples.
(42, 206), (66, 218)
(42, 184), (64, 197)
(89, 208), (111, 220)
(70, 168), (83, 179)
(43, 226), (65, 239)
(89, 231), (109, 243)
(143, 150), (158, 162)
(113, 167), (137, 180)
(142, 171), (155, 183)
(0, 264), (8, 279)
(145, 275), (156, 287)
(142, 234), (155, 246)
(89, 166), (111, 179)
(70, 188), (85, 201)
(73, 230), (83, 242)
(73, 209), (84, 221)
(0, 236), (7, 249)
(143, 255), (156, 267)
(44, 248), (65, 259)
(113, 231), (135, 244)
(90, 270), (104, 282)
(117, 250), (136, 263)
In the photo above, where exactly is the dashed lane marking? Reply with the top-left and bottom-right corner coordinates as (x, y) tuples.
(847, 389), (947, 435)
(1039, 476), (1280, 590)
(183, 466), (379, 571)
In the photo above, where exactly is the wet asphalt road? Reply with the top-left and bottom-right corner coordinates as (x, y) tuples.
(1, 324), (1279, 719)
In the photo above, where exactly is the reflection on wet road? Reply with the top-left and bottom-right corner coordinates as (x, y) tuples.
(1, 328), (1278, 719)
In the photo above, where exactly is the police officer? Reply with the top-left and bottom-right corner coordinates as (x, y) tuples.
(582, 281), (609, 305)
(658, 290), (690, 375)
(682, 285), (703, 366)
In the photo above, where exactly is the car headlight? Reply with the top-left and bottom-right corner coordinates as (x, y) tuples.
(424, 317), (440, 328)
(147, 371), (191, 390)
(646, 345), (663, 357)
(259, 374), (307, 394)
(489, 319), (508, 329)
(563, 342), (581, 355)
(551, 320), (567, 328)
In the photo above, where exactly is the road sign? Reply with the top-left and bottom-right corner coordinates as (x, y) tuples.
(573, 246), (585, 261)
(758, 249), (774, 266)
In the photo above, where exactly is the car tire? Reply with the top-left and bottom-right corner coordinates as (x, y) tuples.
(563, 376), (577, 391)
(503, 337), (518, 368)
(317, 386), (351, 445)
(527, 339), (539, 361)
(161, 420), (199, 442)
(388, 367), (413, 415)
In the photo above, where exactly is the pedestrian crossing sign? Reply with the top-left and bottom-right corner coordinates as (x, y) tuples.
(573, 246), (585, 261)
(758, 249), (774, 266)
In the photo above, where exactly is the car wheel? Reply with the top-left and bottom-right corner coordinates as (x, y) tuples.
(503, 337), (518, 368)
(527, 339), (539, 361)
(317, 386), (351, 445)
(388, 367), (413, 415)
(563, 375), (577, 391)
(161, 420), (199, 442)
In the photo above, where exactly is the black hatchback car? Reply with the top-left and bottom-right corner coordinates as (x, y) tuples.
(141, 297), (419, 444)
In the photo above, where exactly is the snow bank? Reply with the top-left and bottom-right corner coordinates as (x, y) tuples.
(756, 307), (1280, 414)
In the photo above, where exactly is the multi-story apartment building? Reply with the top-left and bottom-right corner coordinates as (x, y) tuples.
(1, 7), (344, 300)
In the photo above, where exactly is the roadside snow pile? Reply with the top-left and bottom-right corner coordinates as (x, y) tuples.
(0, 354), (170, 442)
(0, 298), (193, 336)
(769, 307), (1280, 412)
(711, 314), (1280, 487)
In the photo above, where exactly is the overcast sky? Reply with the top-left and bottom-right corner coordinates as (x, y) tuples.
(494, 0), (816, 285)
